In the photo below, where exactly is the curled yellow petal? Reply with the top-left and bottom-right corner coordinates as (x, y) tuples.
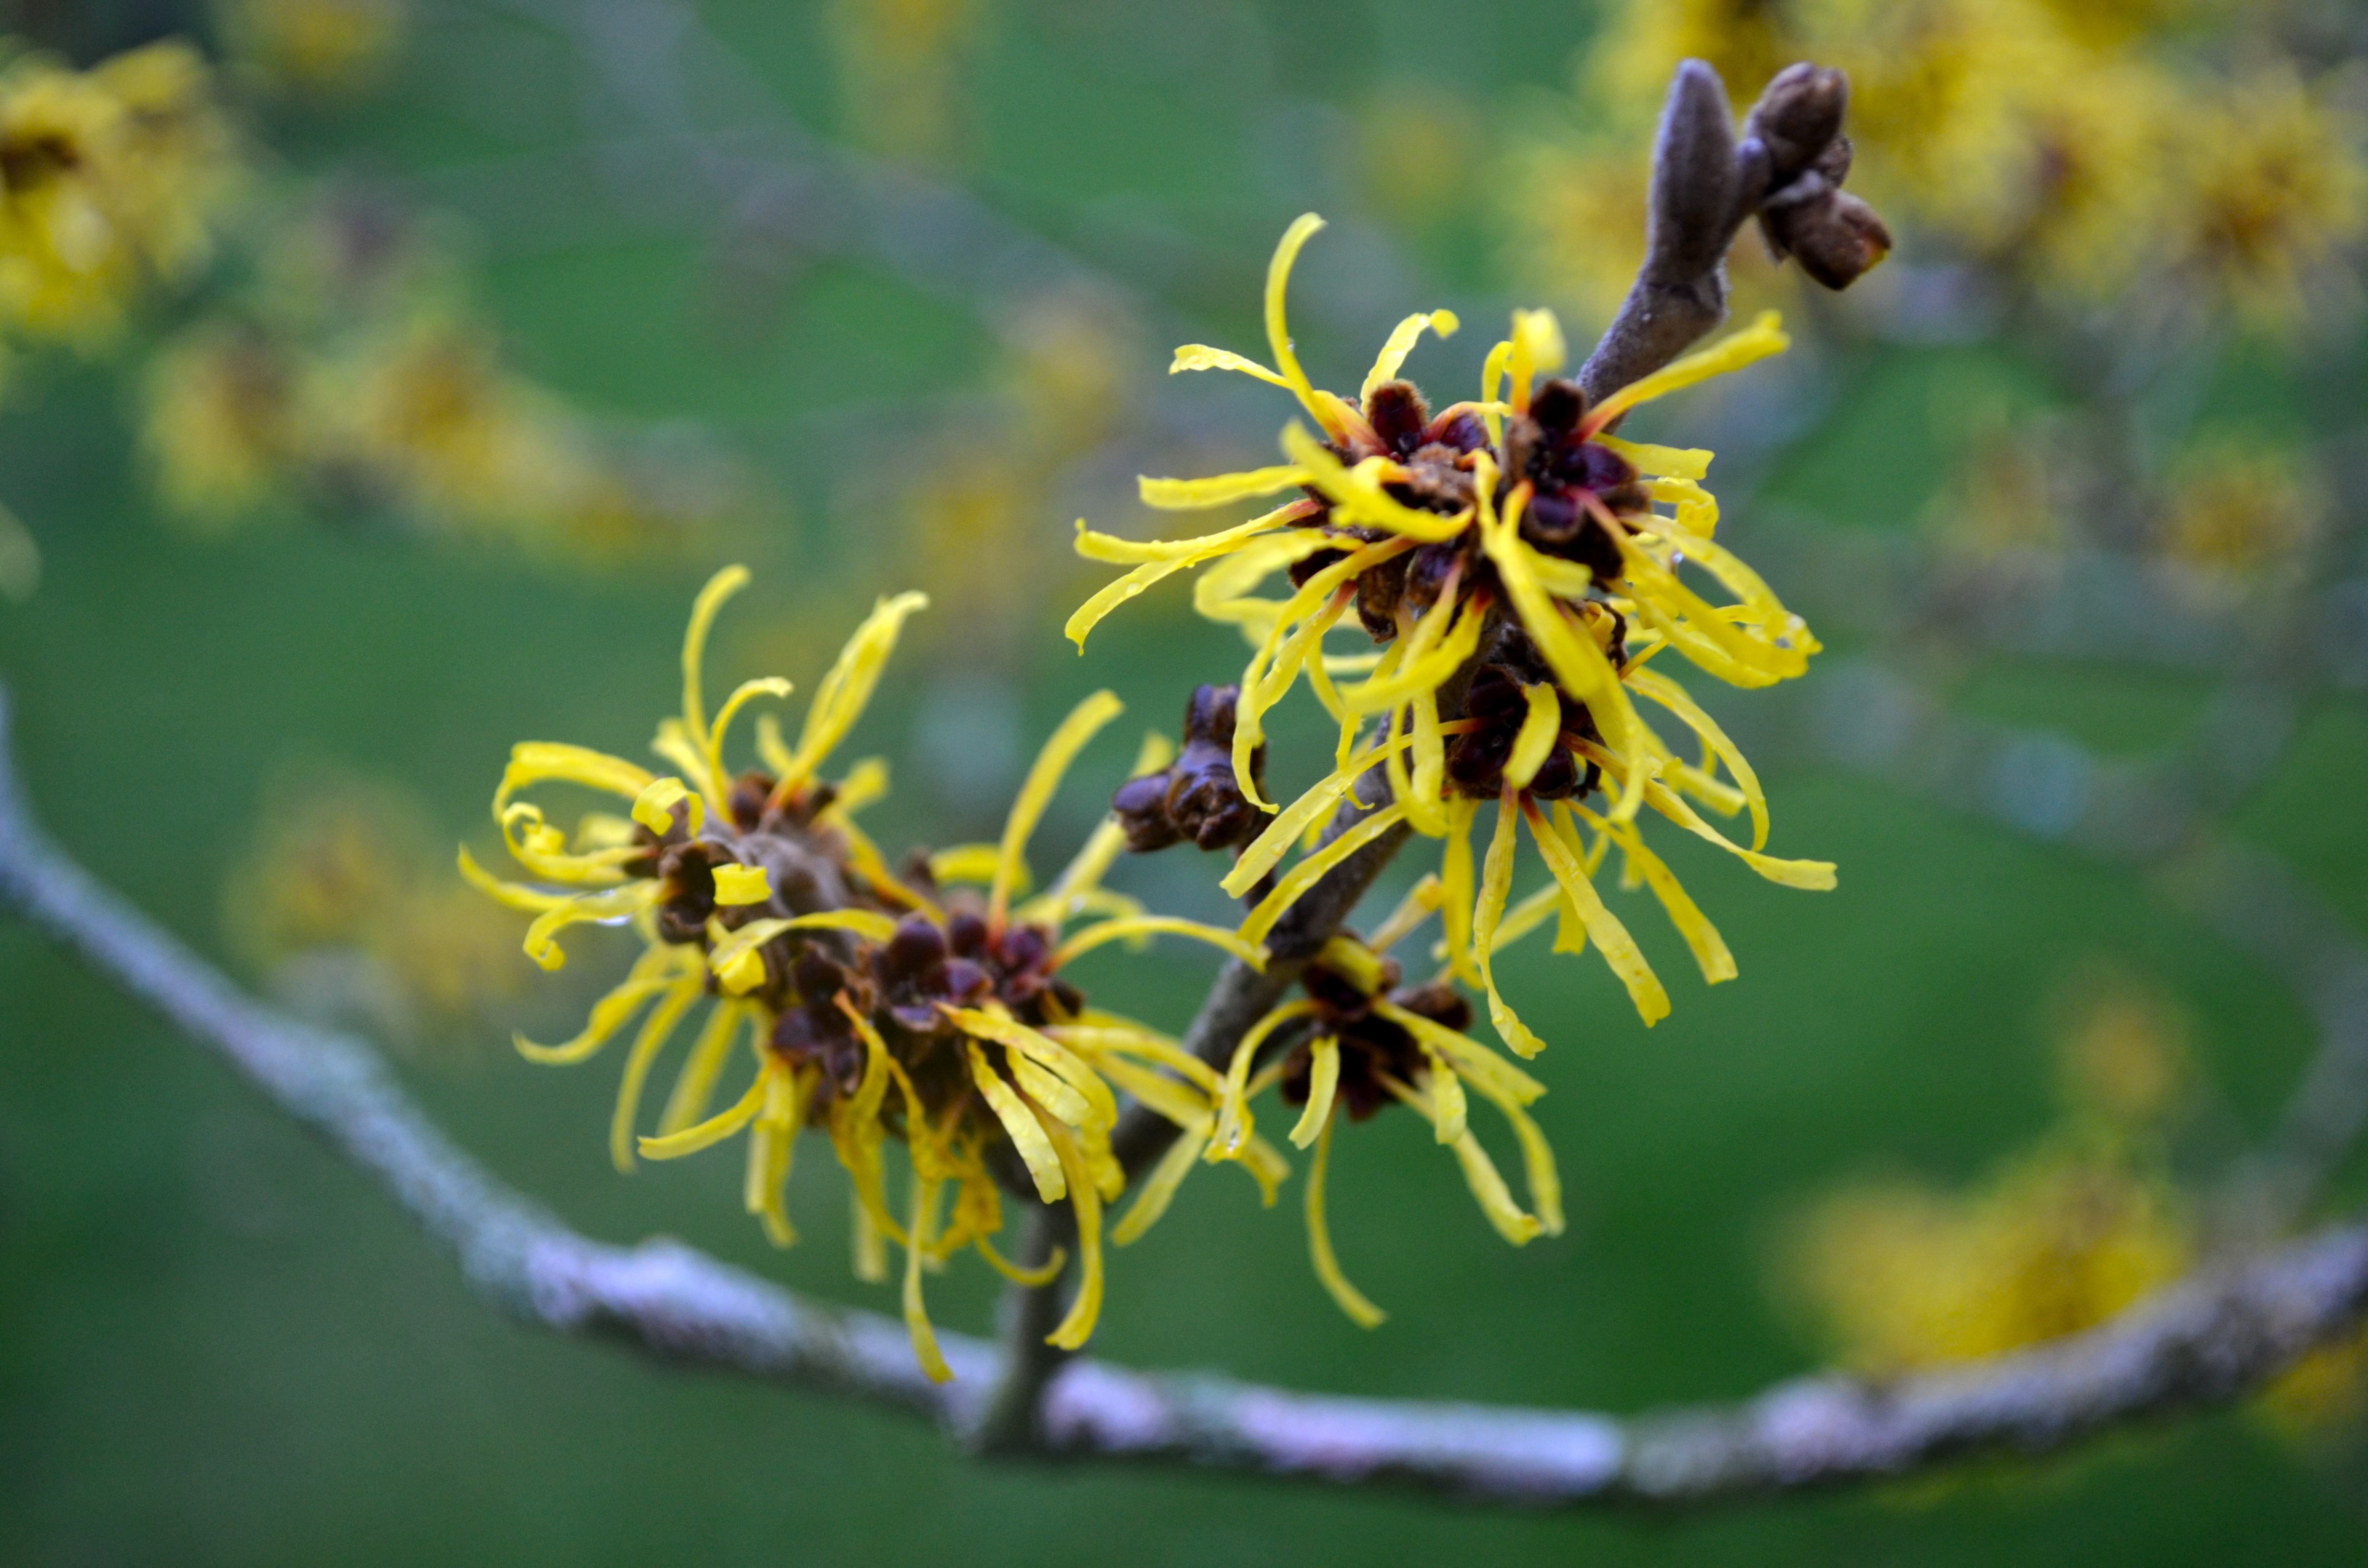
(903, 1176), (954, 1383)
(630, 776), (704, 838)
(1625, 664), (1769, 852)
(1471, 795), (1548, 1058)
(991, 690), (1123, 927)
(927, 843), (1004, 886)
(1287, 1035), (1341, 1150)
(1502, 681), (1564, 792)
(456, 845), (569, 912)
(783, 591), (929, 790)
(1366, 872), (1444, 956)
(967, 1042), (1066, 1202)
(494, 742), (656, 818)
(743, 1064), (805, 1246)
(705, 909), (900, 995)
(514, 946), (687, 1064)
(947, 1006), (1120, 1129)
(1036, 1113), (1106, 1349)
(1221, 734), (1410, 898)
(1585, 310), (1789, 429)
(1170, 342), (1290, 386)
(1237, 800), (1409, 949)
(610, 975), (706, 1172)
(976, 1229), (1067, 1286)
(1523, 799), (1668, 1027)
(520, 882), (659, 972)
(1360, 308), (1459, 401)
(707, 676), (795, 795)
(1052, 915), (1268, 972)
(1111, 1127), (1209, 1247)
(638, 1062), (770, 1160)
(1209, 999), (1317, 1159)
(1638, 770), (1837, 890)
(1578, 804), (1736, 985)
(1307, 1112), (1385, 1327)
(1594, 433), (1711, 481)
(1264, 212), (1341, 436)
(1136, 466), (1309, 511)
(657, 999), (750, 1135)
(1371, 998), (1545, 1108)
(710, 864), (771, 906)
(679, 565), (751, 763)
(1066, 503), (1312, 650)
(1506, 307), (1566, 414)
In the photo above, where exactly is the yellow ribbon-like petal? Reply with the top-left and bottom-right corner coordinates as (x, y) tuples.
(1052, 915), (1268, 972)
(1307, 1112), (1385, 1327)
(1359, 308), (1460, 401)
(1586, 310), (1790, 429)
(990, 690), (1123, 927)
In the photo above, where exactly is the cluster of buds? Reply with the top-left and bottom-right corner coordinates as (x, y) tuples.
(1111, 683), (1266, 854)
(1743, 64), (1892, 291)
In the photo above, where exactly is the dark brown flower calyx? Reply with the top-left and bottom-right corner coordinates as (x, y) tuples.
(1277, 949), (1475, 1124)
(1444, 621), (1618, 802)
(1500, 377), (1652, 583)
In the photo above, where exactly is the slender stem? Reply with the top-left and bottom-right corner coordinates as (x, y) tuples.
(966, 1199), (1078, 1453)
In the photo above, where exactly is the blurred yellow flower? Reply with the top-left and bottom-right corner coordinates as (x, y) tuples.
(2167, 66), (2368, 331)
(141, 194), (743, 558)
(2156, 434), (2327, 577)
(223, 766), (531, 1038)
(1924, 406), (2070, 560)
(2052, 965), (2193, 1130)
(829, 0), (983, 166)
(0, 41), (239, 343)
(1787, 1146), (2191, 1373)
(141, 322), (299, 523)
(218, 0), (409, 93)
(2260, 1324), (2368, 1440)
(1514, 0), (2366, 324)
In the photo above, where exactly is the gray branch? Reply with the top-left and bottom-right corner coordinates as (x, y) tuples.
(7, 682), (2368, 1505)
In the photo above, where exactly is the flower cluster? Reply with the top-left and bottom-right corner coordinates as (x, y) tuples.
(224, 765), (531, 1041)
(465, 568), (1270, 1376)
(1514, 0), (2367, 327)
(0, 40), (238, 358)
(218, 0), (409, 95)
(1207, 887), (1562, 1325)
(1781, 965), (2198, 1374)
(141, 191), (740, 557)
(1073, 216), (1834, 1042)
(1065, 214), (1837, 1317)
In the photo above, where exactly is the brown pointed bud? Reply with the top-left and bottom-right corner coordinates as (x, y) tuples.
(1743, 63), (1848, 185)
(1813, 133), (1853, 187)
(1646, 59), (1741, 284)
(1113, 685), (1268, 854)
(1764, 187), (1892, 289)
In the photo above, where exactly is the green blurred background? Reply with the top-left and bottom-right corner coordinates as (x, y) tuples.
(4, 0), (2367, 1561)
